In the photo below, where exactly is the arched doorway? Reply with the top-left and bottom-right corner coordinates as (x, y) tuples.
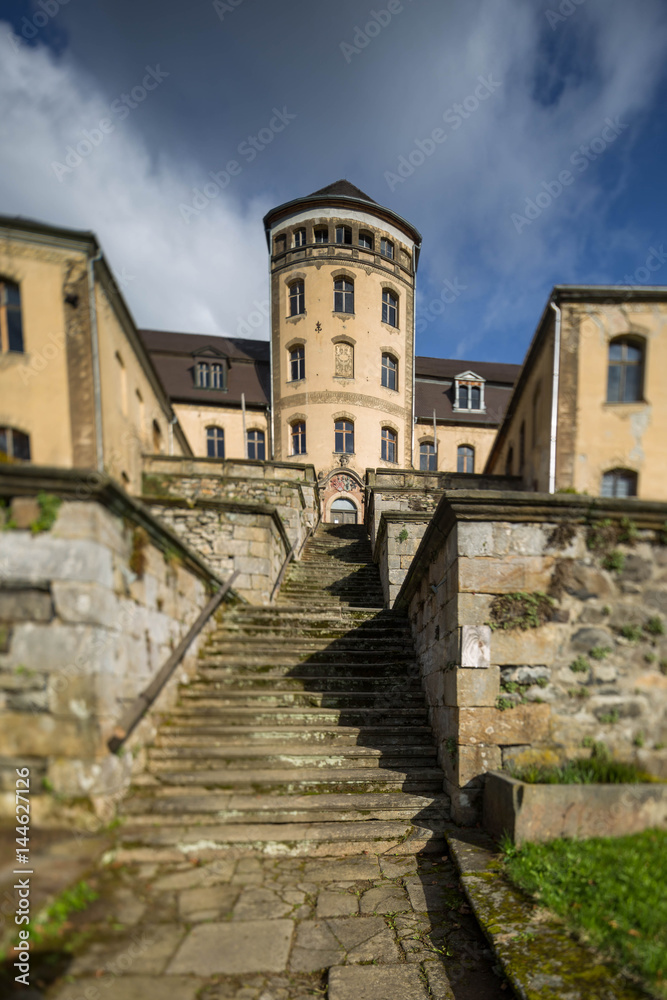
(330, 497), (358, 525)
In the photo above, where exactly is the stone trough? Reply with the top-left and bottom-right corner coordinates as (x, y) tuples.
(483, 769), (667, 845)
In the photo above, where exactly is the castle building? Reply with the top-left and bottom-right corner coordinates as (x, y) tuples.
(1, 182), (665, 510)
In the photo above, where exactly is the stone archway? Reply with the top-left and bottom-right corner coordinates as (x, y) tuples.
(320, 469), (364, 523)
(330, 497), (358, 524)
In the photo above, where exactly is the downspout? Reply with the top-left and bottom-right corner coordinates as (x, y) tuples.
(548, 300), (561, 493)
(87, 250), (104, 473)
(267, 227), (275, 460)
(411, 241), (420, 468)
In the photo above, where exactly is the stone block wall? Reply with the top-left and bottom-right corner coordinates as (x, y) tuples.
(373, 512), (432, 606)
(0, 469), (223, 824)
(395, 490), (667, 824)
(147, 497), (287, 604)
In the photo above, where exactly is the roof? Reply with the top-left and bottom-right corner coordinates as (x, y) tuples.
(308, 180), (377, 204)
(414, 355), (520, 426)
(415, 356), (521, 383)
(138, 329), (270, 407)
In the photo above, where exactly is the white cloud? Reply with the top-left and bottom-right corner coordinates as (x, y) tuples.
(0, 24), (271, 338)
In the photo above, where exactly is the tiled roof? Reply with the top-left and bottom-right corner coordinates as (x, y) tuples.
(415, 356), (521, 383)
(308, 180), (377, 204)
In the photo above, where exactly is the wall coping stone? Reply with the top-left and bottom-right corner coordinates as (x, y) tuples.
(394, 489), (667, 614)
(143, 454), (318, 483)
(373, 510), (433, 561)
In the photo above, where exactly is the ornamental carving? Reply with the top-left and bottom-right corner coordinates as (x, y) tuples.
(334, 342), (354, 378)
(329, 474), (357, 493)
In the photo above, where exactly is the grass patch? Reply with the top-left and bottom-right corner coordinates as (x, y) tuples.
(489, 591), (553, 631)
(619, 624), (643, 643)
(502, 829), (667, 997)
(507, 753), (650, 785)
(569, 655), (590, 673)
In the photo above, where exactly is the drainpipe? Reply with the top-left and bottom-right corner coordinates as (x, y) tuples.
(87, 250), (104, 473)
(268, 249), (275, 460)
(548, 300), (561, 493)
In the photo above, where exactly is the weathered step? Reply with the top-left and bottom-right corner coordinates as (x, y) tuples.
(154, 724), (435, 746)
(146, 744), (437, 770)
(213, 623), (411, 638)
(164, 706), (430, 726)
(207, 635), (412, 650)
(121, 791), (450, 824)
(177, 690), (427, 708)
(188, 675), (421, 693)
(140, 765), (445, 793)
(195, 661), (418, 679)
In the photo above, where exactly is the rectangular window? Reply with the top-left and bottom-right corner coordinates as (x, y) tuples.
(380, 238), (394, 259)
(420, 442), (436, 471)
(247, 429), (266, 460)
(289, 281), (305, 316)
(314, 228), (328, 243)
(381, 290), (397, 327)
(291, 421), (306, 454)
(0, 280), (24, 353)
(211, 363), (224, 389)
(294, 228), (306, 247)
(290, 346), (305, 381)
(336, 226), (352, 245)
(457, 445), (474, 474)
(334, 420), (354, 454)
(334, 279), (354, 313)
(381, 428), (397, 463)
(358, 232), (373, 249)
(381, 353), (397, 390)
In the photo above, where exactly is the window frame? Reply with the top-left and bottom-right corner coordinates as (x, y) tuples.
(334, 277), (354, 314)
(601, 468), (638, 498)
(381, 427), (397, 463)
(380, 238), (394, 259)
(381, 352), (398, 391)
(334, 419), (354, 454)
(335, 225), (352, 245)
(358, 231), (373, 250)
(291, 420), (307, 455)
(314, 227), (329, 244)
(289, 280), (305, 317)
(0, 279), (24, 353)
(293, 228), (307, 248)
(457, 444), (475, 474)
(247, 429), (266, 461)
(0, 427), (30, 462)
(289, 345), (305, 382)
(206, 425), (225, 459)
(419, 441), (437, 471)
(606, 336), (645, 404)
(381, 289), (398, 327)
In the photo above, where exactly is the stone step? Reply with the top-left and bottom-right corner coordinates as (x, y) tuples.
(154, 724), (435, 746)
(164, 706), (430, 726)
(147, 744), (437, 769)
(177, 690), (426, 707)
(196, 655), (415, 670)
(194, 662), (419, 678)
(207, 634), (412, 648)
(188, 675), (421, 693)
(136, 765), (445, 793)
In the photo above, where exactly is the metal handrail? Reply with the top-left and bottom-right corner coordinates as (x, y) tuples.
(108, 571), (239, 753)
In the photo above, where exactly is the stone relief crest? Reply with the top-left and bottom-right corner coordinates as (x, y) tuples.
(330, 475), (357, 493)
(334, 343), (354, 378)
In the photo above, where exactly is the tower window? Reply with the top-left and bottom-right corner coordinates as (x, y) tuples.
(291, 421), (306, 455)
(0, 279), (24, 353)
(334, 278), (354, 314)
(335, 226), (352, 245)
(381, 290), (398, 327)
(293, 228), (306, 248)
(380, 238), (394, 259)
(206, 426), (224, 458)
(289, 280), (305, 316)
(314, 228), (328, 243)
(247, 429), (265, 461)
(381, 427), (397, 463)
(358, 231), (373, 249)
(381, 353), (398, 390)
(607, 337), (644, 403)
(334, 420), (354, 454)
(601, 468), (637, 498)
(0, 427), (30, 461)
(289, 345), (305, 381)
(458, 445), (475, 474)
(420, 441), (436, 471)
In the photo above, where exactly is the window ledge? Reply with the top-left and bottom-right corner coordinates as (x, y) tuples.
(286, 314), (306, 323)
(453, 406), (485, 414)
(603, 400), (647, 408)
(381, 322), (399, 332)
(332, 312), (355, 319)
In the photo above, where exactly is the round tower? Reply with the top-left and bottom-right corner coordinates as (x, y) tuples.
(263, 180), (422, 523)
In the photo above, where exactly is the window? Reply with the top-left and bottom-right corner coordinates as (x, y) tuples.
(293, 228), (306, 247)
(470, 386), (481, 408)
(457, 382), (482, 409)
(289, 345), (305, 381)
(601, 468), (637, 498)
(314, 228), (328, 243)
(381, 353), (398, 390)
(274, 234), (285, 255)
(0, 280), (24, 353)
(380, 238), (394, 259)
(381, 290), (398, 327)
(291, 421), (306, 455)
(458, 445), (475, 474)
(358, 231), (373, 249)
(195, 361), (225, 389)
(289, 280), (305, 316)
(206, 426), (224, 458)
(247, 429), (265, 460)
(459, 384), (468, 409)
(0, 427), (30, 461)
(381, 427), (397, 463)
(210, 363), (224, 389)
(334, 420), (354, 454)
(334, 278), (354, 313)
(420, 442), (436, 471)
(607, 337), (644, 403)
(335, 226), (352, 245)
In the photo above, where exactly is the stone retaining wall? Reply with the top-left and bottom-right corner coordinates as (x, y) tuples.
(0, 467), (224, 825)
(394, 490), (667, 824)
(374, 512), (431, 606)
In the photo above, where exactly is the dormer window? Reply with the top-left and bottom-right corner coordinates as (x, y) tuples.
(453, 371), (485, 412)
(195, 360), (226, 390)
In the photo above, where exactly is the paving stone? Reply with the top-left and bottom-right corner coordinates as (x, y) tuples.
(378, 856), (418, 879)
(232, 886), (293, 920)
(316, 889), (359, 917)
(302, 856), (380, 882)
(404, 875), (450, 912)
(151, 860), (235, 890)
(328, 964), (429, 999)
(289, 919), (343, 972)
(327, 915), (401, 963)
(69, 924), (186, 976)
(179, 884), (239, 920)
(424, 960), (456, 999)
(167, 919), (294, 975)
(51, 976), (203, 1000)
(360, 884), (411, 914)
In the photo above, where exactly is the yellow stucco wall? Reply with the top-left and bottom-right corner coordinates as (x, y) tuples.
(174, 403), (269, 459)
(415, 421), (498, 474)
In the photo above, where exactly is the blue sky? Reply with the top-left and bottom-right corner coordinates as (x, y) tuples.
(1, 0), (667, 364)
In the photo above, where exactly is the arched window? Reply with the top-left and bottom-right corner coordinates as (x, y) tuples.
(381, 427), (397, 463)
(607, 337), (644, 402)
(458, 445), (475, 474)
(381, 353), (398, 390)
(289, 280), (305, 316)
(334, 278), (354, 314)
(0, 427), (30, 461)
(335, 225), (352, 245)
(420, 441), (436, 471)
(247, 429), (265, 460)
(1, 279), (24, 353)
(458, 384), (468, 408)
(293, 228), (306, 247)
(470, 385), (481, 409)
(330, 497), (358, 524)
(382, 290), (398, 327)
(334, 419), (354, 454)
(380, 238), (394, 259)
(291, 421), (306, 455)
(206, 426), (224, 458)
(314, 227), (328, 243)
(358, 231), (373, 249)
(289, 345), (305, 381)
(601, 468), (637, 498)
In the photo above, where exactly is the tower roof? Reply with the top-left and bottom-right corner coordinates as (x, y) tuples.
(307, 179), (377, 204)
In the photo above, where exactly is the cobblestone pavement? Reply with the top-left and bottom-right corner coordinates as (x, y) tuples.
(41, 849), (511, 1000)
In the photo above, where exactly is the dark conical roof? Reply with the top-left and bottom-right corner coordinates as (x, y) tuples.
(308, 179), (377, 204)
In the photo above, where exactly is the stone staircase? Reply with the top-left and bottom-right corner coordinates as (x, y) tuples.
(117, 524), (450, 861)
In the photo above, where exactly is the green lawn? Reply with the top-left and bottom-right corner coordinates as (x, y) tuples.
(503, 829), (667, 997)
